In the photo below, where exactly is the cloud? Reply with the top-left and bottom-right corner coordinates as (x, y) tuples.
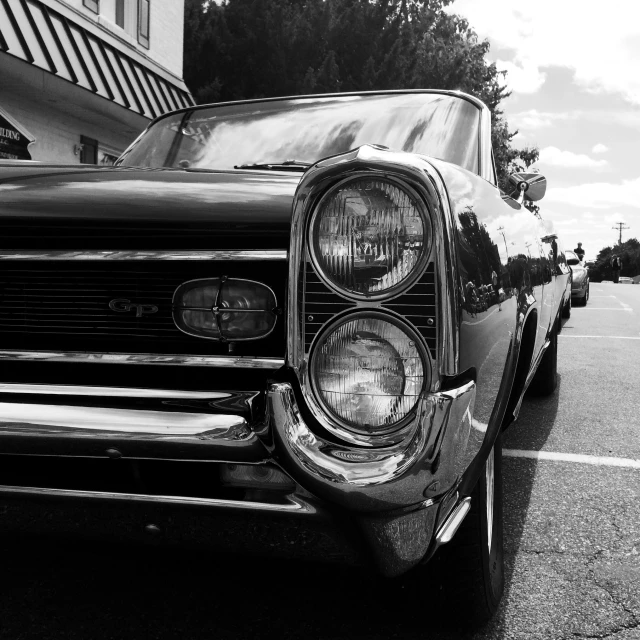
(447, 0), (640, 104)
(538, 146), (608, 169)
(546, 176), (640, 208)
(509, 110), (573, 129)
(592, 144), (609, 154)
(495, 59), (546, 94)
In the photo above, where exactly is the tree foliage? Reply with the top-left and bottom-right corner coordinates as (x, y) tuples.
(183, 0), (538, 187)
(588, 238), (640, 281)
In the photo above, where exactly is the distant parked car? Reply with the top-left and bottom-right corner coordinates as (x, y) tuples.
(566, 250), (589, 305)
(618, 277), (634, 284)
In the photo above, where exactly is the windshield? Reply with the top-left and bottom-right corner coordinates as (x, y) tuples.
(117, 93), (481, 173)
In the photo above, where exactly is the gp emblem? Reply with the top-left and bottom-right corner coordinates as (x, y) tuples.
(109, 298), (159, 317)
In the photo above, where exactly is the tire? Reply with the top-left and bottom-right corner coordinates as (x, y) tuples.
(581, 284), (589, 306)
(562, 295), (571, 319)
(436, 433), (505, 624)
(528, 320), (558, 396)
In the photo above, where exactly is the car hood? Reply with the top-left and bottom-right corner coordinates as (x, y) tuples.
(0, 164), (301, 250)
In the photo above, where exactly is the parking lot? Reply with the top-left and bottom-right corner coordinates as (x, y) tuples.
(1, 283), (638, 640)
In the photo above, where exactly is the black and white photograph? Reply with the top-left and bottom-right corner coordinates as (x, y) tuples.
(0, 1), (638, 638)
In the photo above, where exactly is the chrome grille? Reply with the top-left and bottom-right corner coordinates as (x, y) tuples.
(0, 261), (286, 357)
(304, 262), (437, 357)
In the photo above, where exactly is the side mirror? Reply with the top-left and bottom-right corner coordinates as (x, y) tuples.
(508, 171), (547, 202)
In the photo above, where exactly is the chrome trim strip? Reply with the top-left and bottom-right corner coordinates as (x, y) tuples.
(0, 402), (249, 437)
(0, 485), (307, 512)
(479, 104), (493, 183)
(0, 250), (288, 261)
(426, 167), (460, 375)
(435, 497), (472, 545)
(0, 384), (231, 399)
(0, 350), (285, 369)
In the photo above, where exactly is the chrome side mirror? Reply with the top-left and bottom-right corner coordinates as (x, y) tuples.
(508, 171), (547, 202)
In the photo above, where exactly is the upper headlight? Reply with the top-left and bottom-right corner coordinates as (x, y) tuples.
(309, 177), (431, 299)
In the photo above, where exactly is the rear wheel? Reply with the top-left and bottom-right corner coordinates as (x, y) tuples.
(437, 433), (505, 624)
(529, 321), (558, 396)
(581, 284), (590, 306)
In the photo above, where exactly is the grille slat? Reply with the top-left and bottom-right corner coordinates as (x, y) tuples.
(303, 262), (437, 358)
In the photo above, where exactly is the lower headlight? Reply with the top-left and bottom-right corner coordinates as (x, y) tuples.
(309, 312), (427, 435)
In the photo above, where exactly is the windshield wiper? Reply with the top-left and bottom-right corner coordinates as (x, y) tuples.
(233, 160), (311, 171)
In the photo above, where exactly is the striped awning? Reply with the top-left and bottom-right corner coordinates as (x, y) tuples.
(0, 0), (194, 120)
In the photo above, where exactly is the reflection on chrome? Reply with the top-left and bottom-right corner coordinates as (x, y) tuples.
(0, 403), (250, 437)
(0, 350), (285, 369)
(0, 486), (309, 512)
(268, 380), (477, 511)
(0, 250), (288, 261)
(0, 384), (231, 399)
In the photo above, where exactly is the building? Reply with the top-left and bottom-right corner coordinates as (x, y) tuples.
(0, 0), (193, 164)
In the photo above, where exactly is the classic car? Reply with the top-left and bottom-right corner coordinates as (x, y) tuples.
(566, 249), (590, 305)
(0, 90), (567, 622)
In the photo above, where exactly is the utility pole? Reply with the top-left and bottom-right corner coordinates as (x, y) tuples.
(612, 222), (630, 246)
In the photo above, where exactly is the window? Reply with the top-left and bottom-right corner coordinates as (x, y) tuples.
(115, 0), (124, 28)
(83, 0), (99, 13)
(138, 0), (150, 48)
(80, 135), (98, 164)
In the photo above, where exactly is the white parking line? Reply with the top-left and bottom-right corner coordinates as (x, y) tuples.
(579, 308), (633, 311)
(504, 449), (640, 469)
(559, 335), (640, 339)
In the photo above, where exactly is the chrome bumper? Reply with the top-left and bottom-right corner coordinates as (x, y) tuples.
(267, 380), (481, 576)
(268, 381), (478, 513)
(0, 384), (267, 461)
(0, 378), (481, 576)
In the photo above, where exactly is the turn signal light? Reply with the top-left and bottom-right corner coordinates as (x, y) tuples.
(172, 278), (278, 341)
(220, 464), (295, 490)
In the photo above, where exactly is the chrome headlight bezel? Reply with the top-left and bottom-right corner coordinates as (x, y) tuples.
(307, 175), (433, 301)
(308, 309), (430, 439)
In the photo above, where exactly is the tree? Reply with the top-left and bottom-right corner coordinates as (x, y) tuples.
(590, 238), (640, 282)
(183, 0), (537, 186)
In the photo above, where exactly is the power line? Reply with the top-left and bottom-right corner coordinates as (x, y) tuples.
(612, 222), (630, 246)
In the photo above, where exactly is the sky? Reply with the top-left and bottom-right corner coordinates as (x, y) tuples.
(446, 0), (640, 261)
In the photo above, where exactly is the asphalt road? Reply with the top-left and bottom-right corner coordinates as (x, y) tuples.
(1, 282), (638, 640)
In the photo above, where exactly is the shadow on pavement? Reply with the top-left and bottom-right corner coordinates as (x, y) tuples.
(484, 375), (562, 633)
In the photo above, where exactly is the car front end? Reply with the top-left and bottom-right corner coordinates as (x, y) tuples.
(0, 93), (487, 578)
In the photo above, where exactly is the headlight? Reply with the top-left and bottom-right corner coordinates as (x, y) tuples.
(309, 177), (430, 299)
(309, 312), (427, 435)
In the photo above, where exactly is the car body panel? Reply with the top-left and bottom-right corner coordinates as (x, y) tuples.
(0, 165), (298, 249)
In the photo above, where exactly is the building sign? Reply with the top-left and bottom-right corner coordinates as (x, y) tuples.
(0, 109), (34, 160)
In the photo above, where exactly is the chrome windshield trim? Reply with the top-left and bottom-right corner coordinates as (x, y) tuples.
(0, 250), (288, 261)
(0, 384), (232, 399)
(0, 350), (285, 369)
(0, 485), (307, 512)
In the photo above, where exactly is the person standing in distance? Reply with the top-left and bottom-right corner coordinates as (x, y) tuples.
(611, 254), (622, 283)
(574, 242), (585, 261)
